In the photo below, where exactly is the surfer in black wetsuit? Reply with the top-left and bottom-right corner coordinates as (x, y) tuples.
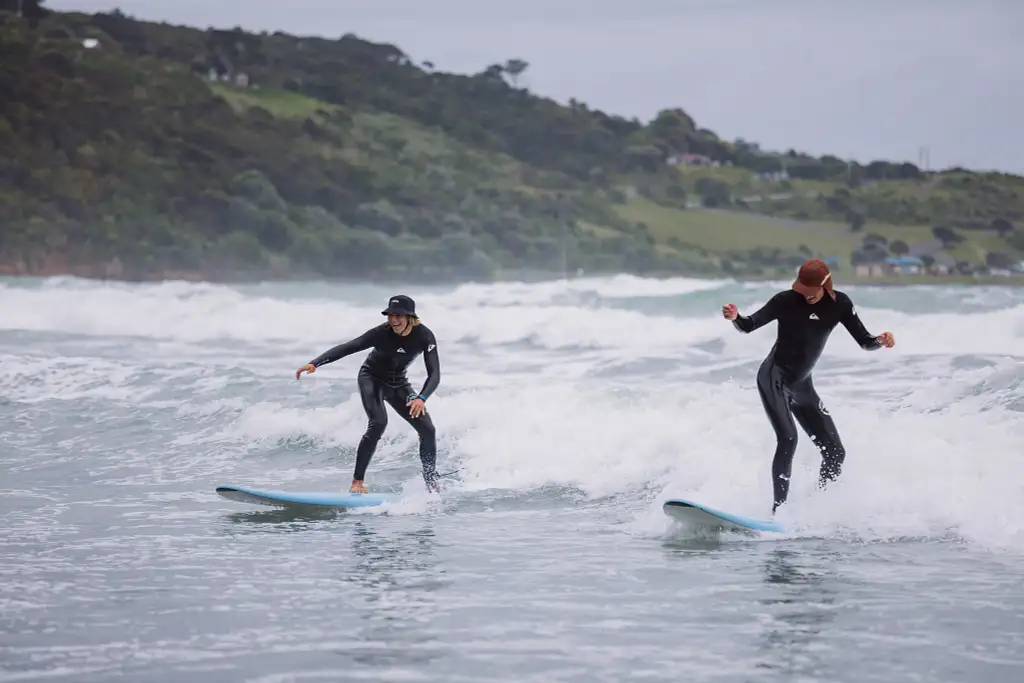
(295, 295), (441, 494)
(722, 259), (895, 514)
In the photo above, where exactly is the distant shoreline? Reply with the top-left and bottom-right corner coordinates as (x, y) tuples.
(730, 273), (1024, 287)
(2, 265), (1022, 289)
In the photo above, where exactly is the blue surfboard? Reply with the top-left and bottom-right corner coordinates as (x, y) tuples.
(216, 484), (397, 509)
(663, 497), (785, 534)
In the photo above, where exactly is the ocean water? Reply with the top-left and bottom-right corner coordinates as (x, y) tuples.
(1, 274), (1022, 683)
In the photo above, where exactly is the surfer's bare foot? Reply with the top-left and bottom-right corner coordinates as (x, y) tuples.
(350, 480), (368, 494)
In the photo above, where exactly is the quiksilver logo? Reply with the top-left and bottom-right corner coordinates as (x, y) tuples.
(809, 313), (819, 320)
(427, 344), (435, 352)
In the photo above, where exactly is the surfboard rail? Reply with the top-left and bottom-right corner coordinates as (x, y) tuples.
(215, 484), (396, 508)
(662, 497), (785, 533)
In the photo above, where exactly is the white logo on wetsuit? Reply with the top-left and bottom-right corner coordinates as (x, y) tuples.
(818, 399), (830, 415)
(427, 344), (435, 352)
(809, 313), (819, 320)
(397, 347), (406, 353)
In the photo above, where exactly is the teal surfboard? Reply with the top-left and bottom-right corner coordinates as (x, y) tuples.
(216, 484), (397, 509)
(663, 498), (785, 533)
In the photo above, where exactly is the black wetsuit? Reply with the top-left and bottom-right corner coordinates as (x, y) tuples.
(731, 289), (882, 511)
(308, 323), (441, 486)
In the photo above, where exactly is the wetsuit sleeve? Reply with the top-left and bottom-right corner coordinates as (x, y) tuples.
(839, 296), (883, 350)
(732, 293), (787, 333)
(308, 327), (380, 368)
(416, 328), (441, 400)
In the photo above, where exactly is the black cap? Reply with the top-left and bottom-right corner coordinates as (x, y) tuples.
(381, 294), (417, 318)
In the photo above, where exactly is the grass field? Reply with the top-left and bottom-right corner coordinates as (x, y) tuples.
(947, 231), (1018, 263)
(851, 274), (1024, 285)
(617, 198), (857, 261)
(208, 84), (335, 118)
(614, 198), (1020, 271)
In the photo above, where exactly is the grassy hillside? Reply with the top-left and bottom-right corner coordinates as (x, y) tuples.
(2, 2), (1023, 282)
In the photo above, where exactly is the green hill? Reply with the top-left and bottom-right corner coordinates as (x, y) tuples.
(2, 2), (1023, 283)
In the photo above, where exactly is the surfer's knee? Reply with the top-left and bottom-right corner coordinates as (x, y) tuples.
(412, 412), (435, 439)
(775, 426), (798, 450)
(364, 417), (387, 439)
(773, 435), (797, 463)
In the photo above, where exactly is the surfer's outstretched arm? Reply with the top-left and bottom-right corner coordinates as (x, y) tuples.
(836, 292), (891, 350)
(308, 327), (381, 368)
(416, 328), (441, 400)
(728, 292), (787, 333)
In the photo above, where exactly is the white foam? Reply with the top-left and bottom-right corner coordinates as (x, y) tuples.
(3, 277), (1023, 359)
(2, 275), (1021, 551)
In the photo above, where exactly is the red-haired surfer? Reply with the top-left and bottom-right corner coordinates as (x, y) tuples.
(722, 259), (895, 513)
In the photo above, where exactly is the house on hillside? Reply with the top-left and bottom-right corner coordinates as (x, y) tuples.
(203, 54), (252, 88)
(928, 255), (956, 275)
(855, 263), (885, 277)
(667, 153), (714, 167)
(753, 170), (790, 182)
(885, 256), (924, 275)
(206, 68), (250, 87)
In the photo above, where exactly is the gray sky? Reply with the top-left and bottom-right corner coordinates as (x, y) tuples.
(50, 0), (1024, 174)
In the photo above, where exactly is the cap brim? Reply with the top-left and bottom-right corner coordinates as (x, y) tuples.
(792, 280), (835, 299)
(382, 308), (415, 317)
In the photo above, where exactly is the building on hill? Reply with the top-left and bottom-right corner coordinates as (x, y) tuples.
(200, 53), (251, 88)
(855, 263), (885, 277)
(667, 153), (714, 167)
(853, 251), (888, 277)
(885, 256), (925, 275)
(929, 256), (956, 275)
(753, 170), (790, 182)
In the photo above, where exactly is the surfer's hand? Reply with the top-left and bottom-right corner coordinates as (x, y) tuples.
(722, 303), (738, 321)
(296, 363), (316, 379)
(876, 331), (895, 348)
(407, 397), (426, 418)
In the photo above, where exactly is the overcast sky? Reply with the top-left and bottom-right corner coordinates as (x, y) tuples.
(49, 0), (1024, 174)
